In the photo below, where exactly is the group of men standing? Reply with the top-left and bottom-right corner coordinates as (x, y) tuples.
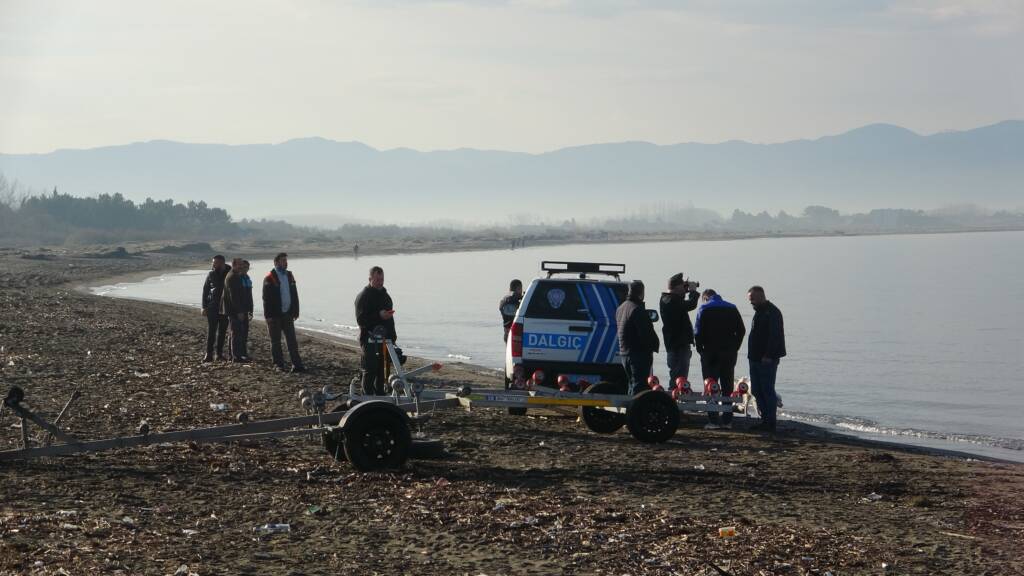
(200, 252), (305, 373)
(201, 256), (402, 392)
(614, 275), (787, 435)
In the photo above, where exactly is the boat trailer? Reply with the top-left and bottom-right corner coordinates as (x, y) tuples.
(1, 340), (750, 472)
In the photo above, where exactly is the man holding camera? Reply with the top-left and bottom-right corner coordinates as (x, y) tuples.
(660, 273), (700, 386)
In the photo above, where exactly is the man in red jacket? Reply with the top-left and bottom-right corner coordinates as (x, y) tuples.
(262, 252), (305, 373)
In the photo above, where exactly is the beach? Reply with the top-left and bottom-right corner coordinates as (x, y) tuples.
(1, 247), (1022, 575)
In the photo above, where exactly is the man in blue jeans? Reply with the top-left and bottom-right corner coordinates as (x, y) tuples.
(746, 285), (786, 435)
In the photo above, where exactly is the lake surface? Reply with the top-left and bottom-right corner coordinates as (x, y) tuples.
(93, 231), (1024, 461)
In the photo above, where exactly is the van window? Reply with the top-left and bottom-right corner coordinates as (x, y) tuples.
(525, 281), (589, 321)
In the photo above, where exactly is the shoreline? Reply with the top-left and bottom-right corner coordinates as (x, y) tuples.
(9, 225), (1024, 271)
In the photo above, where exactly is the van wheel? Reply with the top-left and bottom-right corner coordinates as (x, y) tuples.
(626, 390), (679, 443)
(581, 381), (627, 434)
(508, 407), (528, 416)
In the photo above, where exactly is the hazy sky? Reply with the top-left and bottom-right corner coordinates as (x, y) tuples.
(1, 0), (1022, 154)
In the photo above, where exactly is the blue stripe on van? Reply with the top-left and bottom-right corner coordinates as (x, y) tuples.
(588, 284), (610, 364)
(576, 284), (598, 363)
(600, 284), (622, 362)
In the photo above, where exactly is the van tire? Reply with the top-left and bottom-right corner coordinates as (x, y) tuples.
(581, 381), (627, 434)
(626, 390), (679, 443)
(508, 407), (528, 416)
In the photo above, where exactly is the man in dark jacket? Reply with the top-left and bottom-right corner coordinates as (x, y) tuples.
(747, 285), (786, 435)
(201, 255), (230, 362)
(222, 258), (252, 362)
(694, 289), (746, 429)
(615, 280), (660, 395)
(262, 252), (304, 373)
(354, 266), (397, 395)
(660, 273), (700, 386)
(499, 279), (523, 342)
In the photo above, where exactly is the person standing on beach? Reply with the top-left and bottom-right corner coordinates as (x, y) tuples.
(355, 266), (397, 395)
(239, 259), (254, 359)
(615, 280), (660, 395)
(201, 255), (231, 362)
(747, 285), (786, 435)
(222, 258), (252, 362)
(262, 252), (305, 373)
(694, 289), (745, 430)
(499, 279), (523, 342)
(660, 273), (700, 386)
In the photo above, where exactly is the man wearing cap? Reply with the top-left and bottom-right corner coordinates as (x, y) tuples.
(660, 273), (700, 387)
(615, 280), (660, 395)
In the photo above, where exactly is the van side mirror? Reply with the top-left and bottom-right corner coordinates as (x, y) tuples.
(647, 309), (659, 323)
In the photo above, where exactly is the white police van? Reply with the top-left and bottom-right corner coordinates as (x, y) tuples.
(506, 261), (653, 395)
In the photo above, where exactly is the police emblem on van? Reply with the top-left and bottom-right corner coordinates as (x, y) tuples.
(547, 288), (566, 309)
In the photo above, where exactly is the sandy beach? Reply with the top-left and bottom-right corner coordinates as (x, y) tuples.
(1, 247), (1022, 575)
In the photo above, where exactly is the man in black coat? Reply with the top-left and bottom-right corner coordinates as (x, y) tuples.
(615, 280), (660, 395)
(499, 279), (523, 342)
(694, 289), (746, 429)
(660, 272), (700, 386)
(354, 266), (397, 395)
(201, 255), (230, 362)
(747, 285), (786, 435)
(262, 252), (304, 373)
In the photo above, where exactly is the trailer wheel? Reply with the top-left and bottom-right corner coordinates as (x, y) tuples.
(507, 407), (528, 416)
(322, 427), (347, 461)
(581, 381), (627, 434)
(342, 405), (411, 471)
(410, 438), (446, 460)
(626, 390), (679, 443)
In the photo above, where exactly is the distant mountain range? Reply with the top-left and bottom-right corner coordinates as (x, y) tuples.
(1, 121), (1021, 224)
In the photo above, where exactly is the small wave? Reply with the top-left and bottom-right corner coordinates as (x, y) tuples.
(782, 410), (1024, 452)
(447, 353), (472, 361)
(333, 324), (360, 331)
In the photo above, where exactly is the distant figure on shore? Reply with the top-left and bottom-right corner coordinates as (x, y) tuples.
(694, 289), (746, 430)
(660, 273), (700, 387)
(499, 279), (523, 342)
(262, 252), (305, 373)
(201, 254), (231, 362)
(353, 244), (359, 259)
(354, 266), (397, 395)
(747, 285), (786, 436)
(615, 280), (660, 395)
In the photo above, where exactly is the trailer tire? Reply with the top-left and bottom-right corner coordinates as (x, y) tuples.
(507, 407), (528, 416)
(581, 381), (627, 434)
(410, 438), (446, 460)
(626, 389), (679, 443)
(340, 402), (411, 471)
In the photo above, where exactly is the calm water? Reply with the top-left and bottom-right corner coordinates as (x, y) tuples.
(94, 231), (1024, 461)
